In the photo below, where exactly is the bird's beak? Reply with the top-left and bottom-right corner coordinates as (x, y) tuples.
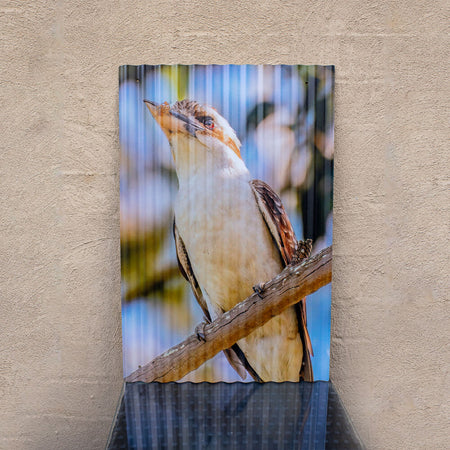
(143, 100), (160, 116)
(144, 100), (202, 138)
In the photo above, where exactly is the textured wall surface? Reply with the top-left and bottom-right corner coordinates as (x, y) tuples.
(1, 1), (448, 449)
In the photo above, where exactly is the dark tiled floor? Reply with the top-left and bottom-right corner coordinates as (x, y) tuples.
(107, 381), (363, 449)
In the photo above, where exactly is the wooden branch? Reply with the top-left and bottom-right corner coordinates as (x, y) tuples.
(125, 245), (332, 383)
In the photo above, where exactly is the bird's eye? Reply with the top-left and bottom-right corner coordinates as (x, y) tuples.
(199, 116), (215, 130)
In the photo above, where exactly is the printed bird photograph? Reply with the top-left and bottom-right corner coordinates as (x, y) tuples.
(120, 65), (334, 382)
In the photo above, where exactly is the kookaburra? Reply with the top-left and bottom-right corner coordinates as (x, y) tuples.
(145, 99), (313, 382)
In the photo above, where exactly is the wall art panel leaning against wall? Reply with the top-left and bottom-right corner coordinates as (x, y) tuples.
(120, 65), (334, 383)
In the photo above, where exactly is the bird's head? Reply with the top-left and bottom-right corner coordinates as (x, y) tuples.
(144, 99), (244, 179)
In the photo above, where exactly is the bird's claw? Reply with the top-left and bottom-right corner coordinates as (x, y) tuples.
(195, 322), (207, 342)
(253, 283), (265, 298)
(291, 239), (313, 265)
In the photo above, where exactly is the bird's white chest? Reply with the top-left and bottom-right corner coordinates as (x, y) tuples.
(174, 171), (302, 382)
(174, 173), (282, 314)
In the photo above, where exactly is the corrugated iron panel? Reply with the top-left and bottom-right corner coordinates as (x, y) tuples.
(119, 65), (334, 383)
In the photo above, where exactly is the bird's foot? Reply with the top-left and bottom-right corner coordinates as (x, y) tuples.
(291, 239), (313, 265)
(195, 322), (208, 342)
(253, 283), (265, 298)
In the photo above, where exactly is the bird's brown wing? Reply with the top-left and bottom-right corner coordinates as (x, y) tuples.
(173, 221), (253, 380)
(250, 179), (314, 382)
(173, 221), (211, 322)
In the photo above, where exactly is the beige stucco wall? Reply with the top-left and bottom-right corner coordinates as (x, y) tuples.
(1, 1), (448, 448)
